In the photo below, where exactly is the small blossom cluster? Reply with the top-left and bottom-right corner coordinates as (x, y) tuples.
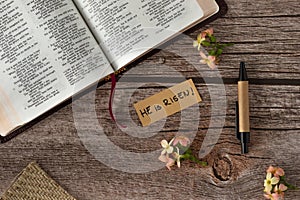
(264, 166), (297, 200)
(193, 28), (233, 69)
(264, 166), (286, 199)
(158, 136), (207, 170)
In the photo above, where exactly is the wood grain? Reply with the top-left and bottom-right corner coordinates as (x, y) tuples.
(0, 0), (299, 199)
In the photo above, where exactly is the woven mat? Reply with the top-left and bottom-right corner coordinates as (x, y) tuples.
(1, 162), (76, 200)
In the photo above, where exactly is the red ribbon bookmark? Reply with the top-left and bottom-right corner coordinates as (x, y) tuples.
(109, 73), (126, 128)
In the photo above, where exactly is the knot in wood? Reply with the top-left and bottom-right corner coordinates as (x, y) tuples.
(212, 153), (233, 181)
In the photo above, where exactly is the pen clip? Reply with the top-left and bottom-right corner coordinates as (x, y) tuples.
(235, 101), (240, 140)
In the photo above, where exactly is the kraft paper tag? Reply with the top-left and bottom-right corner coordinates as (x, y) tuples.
(134, 79), (202, 126)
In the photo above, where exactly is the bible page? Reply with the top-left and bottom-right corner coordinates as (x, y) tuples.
(74, 0), (207, 70)
(0, 0), (113, 136)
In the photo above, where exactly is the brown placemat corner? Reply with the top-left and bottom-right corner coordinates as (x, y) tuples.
(1, 162), (77, 200)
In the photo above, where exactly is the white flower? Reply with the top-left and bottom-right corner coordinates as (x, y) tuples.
(160, 139), (174, 155)
(199, 51), (216, 69)
(264, 172), (279, 193)
(173, 147), (182, 168)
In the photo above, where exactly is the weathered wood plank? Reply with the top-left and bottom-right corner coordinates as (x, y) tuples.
(125, 56), (300, 80)
(128, 15), (300, 79)
(90, 83), (300, 129)
(1, 0), (300, 199)
(0, 124), (299, 199)
(224, 0), (300, 17)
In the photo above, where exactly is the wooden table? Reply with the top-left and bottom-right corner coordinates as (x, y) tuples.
(1, 0), (299, 199)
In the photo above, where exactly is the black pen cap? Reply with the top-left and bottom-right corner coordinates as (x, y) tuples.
(241, 132), (250, 154)
(239, 62), (248, 81)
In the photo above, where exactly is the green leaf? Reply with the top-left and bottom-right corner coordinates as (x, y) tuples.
(209, 50), (216, 56)
(226, 43), (234, 46)
(215, 43), (223, 49)
(223, 43), (234, 47)
(216, 48), (223, 56)
(202, 41), (211, 47)
(210, 35), (216, 43)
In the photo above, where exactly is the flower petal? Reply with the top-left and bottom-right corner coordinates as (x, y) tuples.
(158, 154), (167, 163)
(201, 33), (206, 39)
(175, 136), (190, 147)
(207, 61), (216, 69)
(177, 159), (181, 168)
(271, 177), (279, 185)
(271, 193), (279, 200)
(172, 138), (179, 146)
(204, 28), (213, 36)
(180, 140), (188, 147)
(193, 41), (198, 48)
(200, 59), (207, 64)
(166, 146), (173, 154)
(264, 179), (268, 187)
(264, 193), (271, 199)
(208, 56), (216, 62)
(264, 184), (272, 193)
(266, 172), (272, 180)
(161, 140), (168, 148)
(279, 184), (288, 192)
(199, 51), (207, 59)
(197, 34), (203, 41)
(169, 137), (175, 144)
(197, 44), (201, 51)
(275, 168), (284, 177)
(267, 166), (275, 174)
(166, 158), (175, 170)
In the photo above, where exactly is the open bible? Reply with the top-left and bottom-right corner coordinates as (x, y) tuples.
(0, 0), (220, 140)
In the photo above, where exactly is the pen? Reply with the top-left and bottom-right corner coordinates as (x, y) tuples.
(236, 62), (250, 154)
